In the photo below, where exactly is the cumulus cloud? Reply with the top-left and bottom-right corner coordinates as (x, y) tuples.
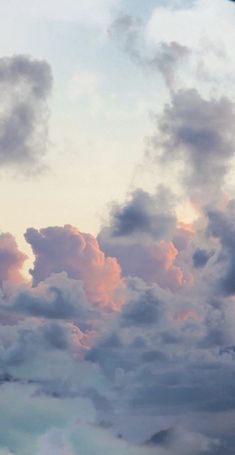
(102, 240), (184, 290)
(98, 189), (186, 290)
(0, 320), (87, 369)
(0, 233), (27, 287)
(0, 221), (235, 452)
(0, 55), (52, 173)
(25, 225), (124, 309)
(3, 272), (91, 328)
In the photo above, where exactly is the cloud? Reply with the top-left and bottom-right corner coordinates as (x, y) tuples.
(120, 287), (162, 327)
(0, 381), (96, 454)
(102, 188), (176, 240)
(146, 0), (235, 50)
(36, 429), (75, 455)
(0, 224), (235, 453)
(109, 14), (190, 89)
(111, 1), (235, 97)
(192, 248), (213, 268)
(173, 222), (194, 251)
(147, 88), (235, 201)
(25, 225), (124, 309)
(0, 55), (52, 173)
(0, 317), (95, 397)
(144, 427), (220, 454)
(35, 423), (155, 455)
(0, 233), (27, 287)
(100, 234), (185, 291)
(146, 0), (235, 90)
(6, 273), (90, 325)
(98, 189), (185, 290)
(207, 201), (235, 295)
(2, 1), (235, 454)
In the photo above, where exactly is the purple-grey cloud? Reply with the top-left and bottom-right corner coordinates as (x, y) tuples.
(0, 55), (52, 173)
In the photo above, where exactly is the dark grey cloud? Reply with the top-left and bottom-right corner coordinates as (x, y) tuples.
(207, 202), (235, 295)
(8, 280), (89, 324)
(0, 272), (98, 348)
(0, 325), (52, 367)
(0, 372), (19, 386)
(40, 322), (71, 350)
(12, 288), (78, 319)
(0, 318), (86, 371)
(0, 237), (235, 451)
(193, 248), (214, 268)
(0, 55), (52, 173)
(149, 89), (235, 200)
(145, 427), (175, 447)
(100, 187), (176, 240)
(120, 288), (162, 326)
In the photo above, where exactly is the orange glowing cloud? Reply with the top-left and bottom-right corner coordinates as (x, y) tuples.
(150, 240), (185, 290)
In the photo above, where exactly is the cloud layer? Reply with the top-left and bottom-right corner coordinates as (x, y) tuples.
(1, 1), (235, 454)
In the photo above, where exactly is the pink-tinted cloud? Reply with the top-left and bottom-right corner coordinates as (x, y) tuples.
(25, 225), (124, 309)
(147, 240), (185, 290)
(0, 233), (27, 287)
(99, 237), (184, 291)
(173, 222), (195, 251)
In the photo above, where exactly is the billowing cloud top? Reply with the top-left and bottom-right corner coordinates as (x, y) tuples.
(25, 224), (124, 309)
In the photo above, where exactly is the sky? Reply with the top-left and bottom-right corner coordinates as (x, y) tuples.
(1, 0), (235, 453)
